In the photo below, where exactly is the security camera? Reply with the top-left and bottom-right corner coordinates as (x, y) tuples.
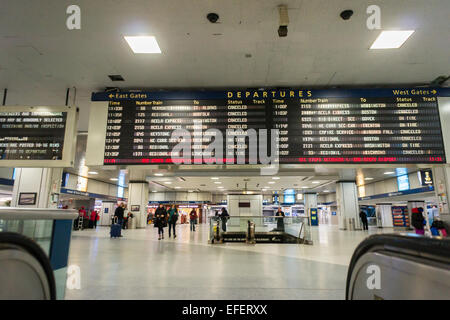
(278, 5), (289, 37)
(340, 10), (354, 20)
(207, 13), (219, 23)
(278, 26), (288, 37)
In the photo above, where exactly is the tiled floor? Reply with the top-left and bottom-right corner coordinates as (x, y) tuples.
(65, 223), (397, 300)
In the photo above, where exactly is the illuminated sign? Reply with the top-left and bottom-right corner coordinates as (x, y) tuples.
(90, 88), (448, 165)
(396, 168), (410, 191)
(283, 189), (296, 204)
(0, 106), (77, 167)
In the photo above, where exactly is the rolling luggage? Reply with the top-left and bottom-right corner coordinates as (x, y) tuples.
(110, 217), (122, 238)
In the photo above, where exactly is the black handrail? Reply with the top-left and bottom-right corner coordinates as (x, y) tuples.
(345, 233), (450, 300)
(0, 232), (56, 300)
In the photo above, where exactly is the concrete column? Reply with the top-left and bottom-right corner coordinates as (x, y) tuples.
(12, 168), (63, 208)
(127, 169), (149, 228)
(335, 169), (360, 230)
(432, 166), (450, 226)
(304, 193), (317, 217)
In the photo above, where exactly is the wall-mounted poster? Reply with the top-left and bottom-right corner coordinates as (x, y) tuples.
(18, 192), (37, 205)
(131, 205), (140, 212)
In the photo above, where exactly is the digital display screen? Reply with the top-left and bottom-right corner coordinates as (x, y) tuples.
(283, 189), (296, 204)
(0, 111), (67, 160)
(396, 168), (410, 191)
(93, 88), (446, 165)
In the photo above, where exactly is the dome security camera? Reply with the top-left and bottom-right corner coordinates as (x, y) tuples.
(207, 13), (219, 23)
(340, 10), (354, 20)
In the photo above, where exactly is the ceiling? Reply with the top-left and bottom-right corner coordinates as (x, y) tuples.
(0, 0), (449, 131)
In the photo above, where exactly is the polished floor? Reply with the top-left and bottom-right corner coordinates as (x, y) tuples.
(65, 223), (398, 300)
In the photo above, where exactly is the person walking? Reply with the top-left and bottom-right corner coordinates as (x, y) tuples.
(275, 207), (285, 232)
(93, 210), (99, 229)
(154, 204), (167, 240)
(168, 205), (179, 238)
(411, 207), (426, 235)
(189, 208), (198, 232)
(89, 210), (96, 229)
(219, 207), (229, 232)
(359, 210), (368, 230)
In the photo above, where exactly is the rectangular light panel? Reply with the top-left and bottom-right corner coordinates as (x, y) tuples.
(124, 36), (161, 53)
(370, 30), (414, 49)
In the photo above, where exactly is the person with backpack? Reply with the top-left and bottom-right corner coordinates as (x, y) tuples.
(411, 207), (426, 235)
(189, 208), (198, 232)
(154, 204), (167, 240)
(167, 205), (179, 238)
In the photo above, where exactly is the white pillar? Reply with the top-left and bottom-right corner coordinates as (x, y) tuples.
(304, 193), (317, 217)
(336, 169), (360, 230)
(127, 169), (149, 228)
(12, 168), (63, 208)
(336, 182), (360, 230)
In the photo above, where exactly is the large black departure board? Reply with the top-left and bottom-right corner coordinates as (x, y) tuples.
(91, 88), (449, 165)
(0, 110), (67, 160)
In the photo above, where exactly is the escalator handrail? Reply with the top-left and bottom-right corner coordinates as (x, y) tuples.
(0, 232), (56, 300)
(345, 233), (450, 300)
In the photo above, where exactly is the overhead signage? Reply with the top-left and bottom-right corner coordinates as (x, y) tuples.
(89, 87), (449, 165)
(0, 106), (78, 167)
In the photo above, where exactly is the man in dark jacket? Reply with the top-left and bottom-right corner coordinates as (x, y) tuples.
(114, 203), (125, 232)
(220, 207), (230, 232)
(167, 205), (178, 238)
(359, 210), (368, 230)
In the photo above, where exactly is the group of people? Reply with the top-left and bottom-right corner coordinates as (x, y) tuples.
(213, 207), (230, 231)
(75, 206), (99, 229)
(153, 204), (180, 240)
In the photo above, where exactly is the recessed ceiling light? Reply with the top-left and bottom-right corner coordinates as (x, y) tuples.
(218, 186), (224, 189)
(152, 190), (157, 193)
(175, 186), (181, 189)
(262, 189), (267, 191)
(110, 178), (118, 181)
(124, 36), (162, 53)
(154, 173), (163, 176)
(268, 181), (275, 184)
(214, 181), (221, 184)
(211, 177), (219, 180)
(364, 177), (374, 180)
(370, 30), (414, 49)
(384, 171), (395, 175)
(165, 182), (172, 184)
(301, 186), (309, 189)
(312, 181), (320, 184)
(323, 190), (330, 192)
(88, 171), (98, 175)
(272, 177), (280, 180)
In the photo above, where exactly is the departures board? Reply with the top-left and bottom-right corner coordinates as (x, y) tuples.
(0, 106), (78, 167)
(90, 88), (449, 165)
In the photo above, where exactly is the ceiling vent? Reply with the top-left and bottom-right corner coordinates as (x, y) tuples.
(108, 75), (124, 81)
